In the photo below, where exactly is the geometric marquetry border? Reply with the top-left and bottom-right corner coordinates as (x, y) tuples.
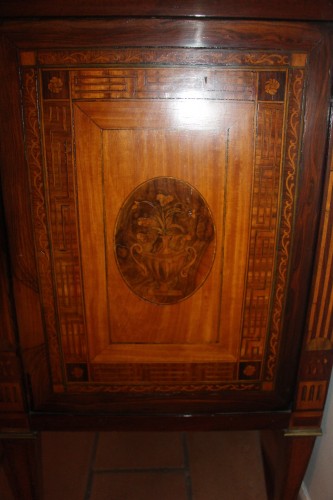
(20, 47), (306, 395)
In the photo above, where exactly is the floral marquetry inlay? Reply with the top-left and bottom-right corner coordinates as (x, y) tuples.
(47, 76), (63, 94)
(114, 177), (216, 304)
(264, 78), (280, 96)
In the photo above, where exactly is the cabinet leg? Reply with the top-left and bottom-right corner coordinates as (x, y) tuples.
(260, 430), (316, 500)
(1, 432), (42, 500)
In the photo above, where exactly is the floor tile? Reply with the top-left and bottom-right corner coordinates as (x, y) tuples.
(187, 431), (267, 500)
(42, 431), (96, 500)
(1, 430), (269, 499)
(89, 471), (188, 500)
(94, 432), (184, 470)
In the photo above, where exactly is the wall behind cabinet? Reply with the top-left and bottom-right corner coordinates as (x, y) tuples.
(303, 375), (333, 500)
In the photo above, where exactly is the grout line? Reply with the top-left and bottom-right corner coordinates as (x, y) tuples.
(182, 433), (193, 500)
(83, 432), (100, 500)
(83, 432), (192, 498)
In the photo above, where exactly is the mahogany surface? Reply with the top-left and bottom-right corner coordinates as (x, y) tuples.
(0, 5), (332, 500)
(0, 0), (332, 20)
(261, 430), (317, 500)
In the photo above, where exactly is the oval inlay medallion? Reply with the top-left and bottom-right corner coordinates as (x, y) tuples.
(114, 177), (216, 305)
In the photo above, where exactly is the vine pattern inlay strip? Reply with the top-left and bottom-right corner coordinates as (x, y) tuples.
(21, 68), (62, 383)
(265, 69), (305, 380)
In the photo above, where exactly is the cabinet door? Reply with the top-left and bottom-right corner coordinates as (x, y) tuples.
(1, 21), (331, 414)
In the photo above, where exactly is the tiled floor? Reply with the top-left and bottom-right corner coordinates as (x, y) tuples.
(1, 431), (268, 499)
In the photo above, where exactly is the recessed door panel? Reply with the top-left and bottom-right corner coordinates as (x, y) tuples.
(75, 99), (254, 364)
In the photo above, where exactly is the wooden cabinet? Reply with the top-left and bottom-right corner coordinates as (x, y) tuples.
(0, 4), (332, 499)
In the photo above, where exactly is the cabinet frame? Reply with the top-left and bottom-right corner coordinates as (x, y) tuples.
(0, 13), (332, 500)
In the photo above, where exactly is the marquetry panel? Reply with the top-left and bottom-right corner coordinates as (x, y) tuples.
(71, 68), (256, 100)
(19, 47), (306, 398)
(92, 362), (236, 383)
(258, 72), (286, 101)
(296, 381), (328, 410)
(37, 49), (291, 67)
(299, 351), (333, 381)
(0, 355), (21, 381)
(240, 102), (284, 367)
(42, 97), (88, 364)
(294, 102), (333, 412)
(306, 152), (333, 352)
(0, 384), (24, 411)
(42, 70), (70, 100)
(0, 355), (24, 412)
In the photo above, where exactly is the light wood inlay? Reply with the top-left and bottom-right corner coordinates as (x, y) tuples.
(114, 177), (215, 305)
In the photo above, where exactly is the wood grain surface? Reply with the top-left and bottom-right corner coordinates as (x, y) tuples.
(0, 0), (332, 20)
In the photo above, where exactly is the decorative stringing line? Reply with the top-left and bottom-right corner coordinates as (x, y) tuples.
(21, 69), (62, 383)
(37, 48), (290, 66)
(265, 69), (305, 380)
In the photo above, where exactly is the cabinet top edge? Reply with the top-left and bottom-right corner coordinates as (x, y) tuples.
(0, 18), (328, 52)
(0, 0), (333, 22)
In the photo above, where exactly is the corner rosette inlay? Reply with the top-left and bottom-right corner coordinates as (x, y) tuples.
(264, 78), (280, 96)
(48, 76), (63, 94)
(114, 177), (216, 304)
